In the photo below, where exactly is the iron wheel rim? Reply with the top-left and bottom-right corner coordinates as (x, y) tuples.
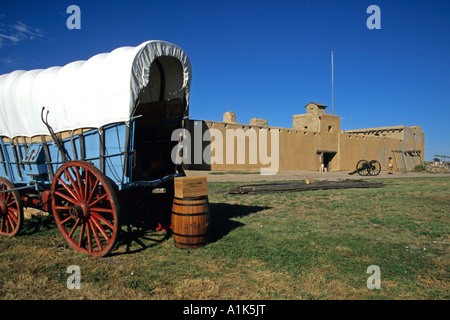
(356, 160), (370, 176)
(369, 160), (381, 176)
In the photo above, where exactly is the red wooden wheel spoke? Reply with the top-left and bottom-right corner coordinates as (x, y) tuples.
(65, 168), (81, 197)
(88, 193), (108, 207)
(7, 200), (17, 207)
(86, 222), (94, 253)
(3, 220), (10, 234)
(57, 178), (79, 201)
(4, 191), (11, 203)
(54, 190), (78, 205)
(8, 207), (19, 213)
(86, 178), (100, 204)
(78, 222), (86, 248)
(2, 216), (11, 234)
(90, 215), (110, 241)
(68, 218), (81, 238)
(51, 161), (120, 257)
(63, 168), (82, 200)
(91, 211), (114, 230)
(88, 220), (103, 251)
(84, 169), (90, 200)
(3, 218), (10, 233)
(54, 206), (72, 211)
(90, 207), (113, 214)
(7, 211), (18, 225)
(60, 215), (72, 225)
(70, 166), (85, 200)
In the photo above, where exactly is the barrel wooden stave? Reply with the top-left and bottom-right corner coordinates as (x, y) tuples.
(171, 195), (210, 249)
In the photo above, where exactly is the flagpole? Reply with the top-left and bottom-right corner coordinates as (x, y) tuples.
(331, 51), (334, 115)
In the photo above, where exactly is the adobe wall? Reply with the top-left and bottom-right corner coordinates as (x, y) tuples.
(339, 126), (425, 171)
(184, 107), (424, 172)
(184, 120), (314, 171)
(337, 132), (399, 170)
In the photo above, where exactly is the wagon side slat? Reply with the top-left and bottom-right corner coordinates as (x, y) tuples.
(0, 139), (9, 179)
(10, 141), (23, 180)
(0, 138), (15, 182)
(40, 135), (55, 181)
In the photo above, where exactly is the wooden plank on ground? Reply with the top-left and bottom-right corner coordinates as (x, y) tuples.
(227, 179), (385, 194)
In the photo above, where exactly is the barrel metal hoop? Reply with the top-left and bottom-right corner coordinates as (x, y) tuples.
(173, 196), (209, 201)
(171, 210), (210, 216)
(173, 201), (209, 207)
(172, 232), (209, 238)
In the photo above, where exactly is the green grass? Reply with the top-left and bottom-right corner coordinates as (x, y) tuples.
(0, 177), (448, 300)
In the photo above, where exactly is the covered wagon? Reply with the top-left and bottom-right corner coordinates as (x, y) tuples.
(0, 40), (192, 256)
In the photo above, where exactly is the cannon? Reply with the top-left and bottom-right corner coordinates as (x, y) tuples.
(349, 159), (381, 176)
(0, 41), (192, 256)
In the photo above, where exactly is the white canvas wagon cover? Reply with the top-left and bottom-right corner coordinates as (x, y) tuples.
(0, 40), (192, 139)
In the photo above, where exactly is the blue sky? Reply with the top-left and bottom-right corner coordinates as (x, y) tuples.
(0, 0), (449, 160)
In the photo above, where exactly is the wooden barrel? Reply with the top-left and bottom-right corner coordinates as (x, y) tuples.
(171, 195), (210, 249)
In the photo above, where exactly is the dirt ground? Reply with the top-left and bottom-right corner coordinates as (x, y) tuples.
(184, 170), (450, 183)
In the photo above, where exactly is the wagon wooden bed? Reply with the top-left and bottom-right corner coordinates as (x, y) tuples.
(0, 41), (192, 256)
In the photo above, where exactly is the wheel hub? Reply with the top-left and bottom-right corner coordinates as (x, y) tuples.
(0, 199), (7, 216)
(69, 200), (90, 220)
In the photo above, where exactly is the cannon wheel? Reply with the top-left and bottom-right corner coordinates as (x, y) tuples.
(369, 160), (381, 176)
(0, 177), (24, 237)
(51, 160), (120, 257)
(356, 160), (370, 176)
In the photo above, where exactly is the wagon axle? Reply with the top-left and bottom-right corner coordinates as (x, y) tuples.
(68, 200), (90, 221)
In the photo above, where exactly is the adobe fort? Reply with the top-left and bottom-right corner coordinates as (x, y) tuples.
(185, 102), (424, 173)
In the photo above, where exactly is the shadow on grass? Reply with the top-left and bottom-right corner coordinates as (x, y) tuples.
(113, 188), (175, 256)
(208, 202), (270, 243)
(20, 214), (56, 236)
(17, 201), (267, 256)
(113, 225), (174, 256)
(113, 201), (270, 255)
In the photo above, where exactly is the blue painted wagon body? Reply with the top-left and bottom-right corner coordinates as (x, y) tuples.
(0, 41), (191, 256)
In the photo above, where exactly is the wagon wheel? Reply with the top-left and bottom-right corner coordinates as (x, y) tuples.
(356, 160), (370, 176)
(368, 160), (381, 176)
(0, 177), (24, 237)
(51, 160), (120, 257)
